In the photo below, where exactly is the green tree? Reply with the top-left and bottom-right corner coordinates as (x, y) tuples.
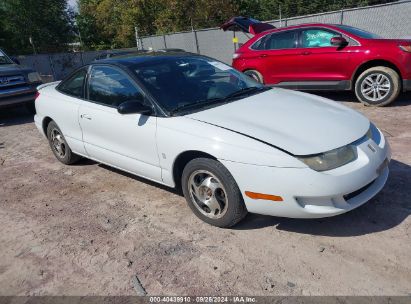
(75, 0), (397, 50)
(77, 0), (165, 50)
(236, 0), (396, 21)
(0, 0), (75, 54)
(154, 0), (237, 33)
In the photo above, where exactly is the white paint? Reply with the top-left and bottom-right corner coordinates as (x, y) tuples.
(34, 84), (390, 219)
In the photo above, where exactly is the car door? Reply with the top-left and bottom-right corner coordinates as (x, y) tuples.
(79, 65), (161, 182)
(296, 27), (351, 83)
(54, 67), (88, 155)
(249, 29), (301, 84)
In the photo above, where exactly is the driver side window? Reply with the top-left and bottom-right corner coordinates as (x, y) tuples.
(88, 66), (143, 107)
(301, 29), (341, 48)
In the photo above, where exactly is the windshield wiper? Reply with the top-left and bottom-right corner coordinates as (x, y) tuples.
(224, 86), (270, 100)
(169, 87), (270, 116)
(169, 97), (224, 115)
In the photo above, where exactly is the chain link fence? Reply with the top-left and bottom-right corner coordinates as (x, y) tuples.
(16, 0), (411, 81)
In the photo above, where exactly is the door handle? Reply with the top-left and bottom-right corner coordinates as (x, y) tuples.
(301, 51), (311, 55)
(259, 54), (268, 58)
(81, 114), (92, 120)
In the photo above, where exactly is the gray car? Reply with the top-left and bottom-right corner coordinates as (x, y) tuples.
(0, 49), (42, 113)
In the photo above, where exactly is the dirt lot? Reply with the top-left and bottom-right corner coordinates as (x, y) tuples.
(0, 92), (410, 296)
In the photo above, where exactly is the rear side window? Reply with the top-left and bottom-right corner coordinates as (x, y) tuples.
(301, 29), (341, 48)
(58, 68), (87, 98)
(88, 66), (143, 107)
(252, 30), (297, 50)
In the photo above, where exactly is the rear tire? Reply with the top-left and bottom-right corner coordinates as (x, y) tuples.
(354, 66), (400, 106)
(181, 158), (247, 228)
(46, 121), (80, 165)
(244, 70), (264, 84)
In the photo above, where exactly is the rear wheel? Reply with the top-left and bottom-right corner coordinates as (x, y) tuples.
(181, 158), (247, 228)
(354, 66), (400, 106)
(46, 121), (80, 165)
(244, 70), (264, 84)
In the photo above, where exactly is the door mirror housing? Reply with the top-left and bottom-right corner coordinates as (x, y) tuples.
(330, 36), (348, 47)
(117, 100), (152, 115)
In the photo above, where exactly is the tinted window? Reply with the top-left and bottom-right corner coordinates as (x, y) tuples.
(88, 66), (143, 107)
(58, 68), (87, 98)
(132, 56), (264, 114)
(301, 29), (341, 48)
(254, 31), (297, 50)
(0, 50), (13, 64)
(336, 25), (381, 39)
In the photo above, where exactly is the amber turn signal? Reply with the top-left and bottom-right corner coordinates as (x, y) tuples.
(245, 191), (283, 202)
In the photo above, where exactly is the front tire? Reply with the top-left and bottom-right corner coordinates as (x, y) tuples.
(46, 121), (80, 165)
(355, 66), (400, 106)
(181, 158), (247, 228)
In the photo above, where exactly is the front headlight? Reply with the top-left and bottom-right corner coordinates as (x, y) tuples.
(365, 122), (382, 145)
(27, 72), (42, 83)
(298, 145), (357, 172)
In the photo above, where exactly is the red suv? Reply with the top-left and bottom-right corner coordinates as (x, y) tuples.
(232, 23), (411, 106)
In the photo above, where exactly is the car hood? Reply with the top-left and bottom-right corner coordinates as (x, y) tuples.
(186, 89), (369, 155)
(0, 63), (33, 75)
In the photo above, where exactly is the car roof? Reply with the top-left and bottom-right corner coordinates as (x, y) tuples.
(259, 23), (343, 35)
(95, 51), (200, 66)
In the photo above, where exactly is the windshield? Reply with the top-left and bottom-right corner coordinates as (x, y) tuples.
(0, 50), (13, 64)
(131, 56), (265, 114)
(335, 25), (381, 39)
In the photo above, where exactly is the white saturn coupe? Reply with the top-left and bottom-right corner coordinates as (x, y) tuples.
(34, 53), (391, 227)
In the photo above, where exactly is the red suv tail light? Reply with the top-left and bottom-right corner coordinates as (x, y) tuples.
(233, 52), (242, 59)
(399, 45), (411, 52)
(34, 91), (40, 101)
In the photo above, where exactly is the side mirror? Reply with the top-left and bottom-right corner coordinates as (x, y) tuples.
(10, 56), (20, 65)
(117, 100), (152, 115)
(330, 36), (348, 47)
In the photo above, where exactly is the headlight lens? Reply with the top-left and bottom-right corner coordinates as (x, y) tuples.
(298, 145), (357, 172)
(28, 72), (41, 83)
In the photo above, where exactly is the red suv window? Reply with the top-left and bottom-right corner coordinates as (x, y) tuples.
(301, 29), (341, 48)
(252, 30), (298, 50)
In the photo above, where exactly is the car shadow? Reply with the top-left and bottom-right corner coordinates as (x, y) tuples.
(310, 91), (411, 107)
(97, 163), (182, 195)
(96, 157), (410, 237)
(0, 106), (34, 127)
(234, 159), (411, 237)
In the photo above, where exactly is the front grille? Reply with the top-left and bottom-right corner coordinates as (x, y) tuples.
(0, 75), (32, 99)
(343, 179), (375, 201)
(0, 75), (26, 88)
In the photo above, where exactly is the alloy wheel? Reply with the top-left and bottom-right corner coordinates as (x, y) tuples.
(50, 128), (66, 158)
(188, 170), (228, 219)
(360, 73), (391, 102)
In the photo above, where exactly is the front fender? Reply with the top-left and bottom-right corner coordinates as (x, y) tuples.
(156, 116), (305, 186)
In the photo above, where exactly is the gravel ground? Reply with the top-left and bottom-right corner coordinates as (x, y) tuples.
(0, 92), (410, 296)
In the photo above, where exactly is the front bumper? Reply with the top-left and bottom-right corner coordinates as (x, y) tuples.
(0, 83), (39, 107)
(221, 128), (391, 218)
